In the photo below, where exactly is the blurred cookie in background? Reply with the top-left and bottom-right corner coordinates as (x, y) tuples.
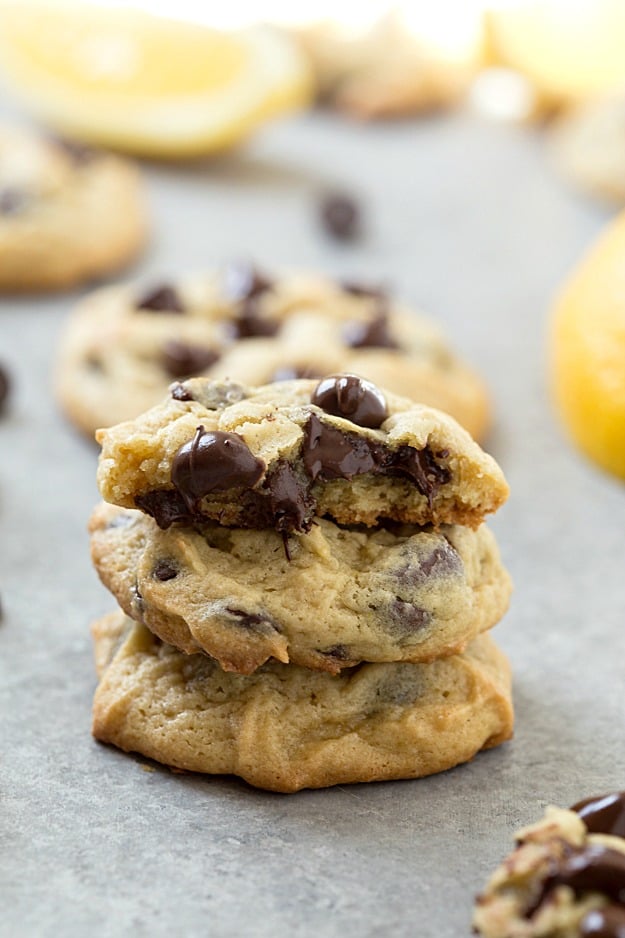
(55, 263), (491, 441)
(0, 126), (146, 291)
(294, 9), (480, 119)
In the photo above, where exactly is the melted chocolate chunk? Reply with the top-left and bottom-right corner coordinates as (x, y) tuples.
(170, 383), (194, 402)
(542, 846), (625, 908)
(264, 460), (314, 534)
(152, 559), (178, 581)
(302, 414), (384, 482)
(136, 284), (185, 314)
(172, 426), (265, 511)
(389, 445), (451, 506)
(581, 907), (625, 938)
(135, 489), (192, 529)
(320, 193), (360, 240)
(0, 363), (10, 413)
(222, 261), (273, 303)
(311, 374), (388, 429)
(343, 311), (399, 350)
(161, 341), (220, 379)
(396, 540), (462, 587)
(271, 364), (323, 382)
(0, 188), (28, 215)
(572, 792), (625, 839)
(389, 600), (431, 633)
(223, 607), (282, 636)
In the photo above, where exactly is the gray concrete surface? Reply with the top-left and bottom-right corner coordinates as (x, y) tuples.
(1, 108), (624, 938)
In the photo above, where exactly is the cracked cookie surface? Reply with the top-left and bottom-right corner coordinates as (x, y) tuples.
(90, 502), (512, 674)
(0, 125), (146, 290)
(96, 375), (508, 535)
(56, 265), (489, 437)
(91, 611), (513, 793)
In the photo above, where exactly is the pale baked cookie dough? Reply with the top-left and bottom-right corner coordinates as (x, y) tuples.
(549, 94), (625, 203)
(90, 502), (512, 674)
(473, 793), (625, 937)
(96, 375), (508, 534)
(295, 14), (475, 119)
(0, 126), (147, 290)
(55, 264), (490, 439)
(91, 611), (513, 793)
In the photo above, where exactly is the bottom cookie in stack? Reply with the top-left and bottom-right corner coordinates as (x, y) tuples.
(91, 610), (513, 793)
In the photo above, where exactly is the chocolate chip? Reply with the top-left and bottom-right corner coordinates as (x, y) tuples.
(0, 363), (10, 413)
(172, 426), (265, 511)
(135, 489), (192, 529)
(228, 299), (281, 340)
(223, 607), (282, 637)
(0, 188), (27, 215)
(152, 560), (178, 581)
(343, 311), (399, 350)
(317, 644), (351, 661)
(539, 846), (625, 911)
(581, 907), (625, 938)
(222, 261), (273, 303)
(52, 136), (98, 165)
(264, 460), (314, 534)
(388, 446), (451, 506)
(388, 600), (431, 634)
(302, 414), (384, 482)
(170, 383), (194, 402)
(311, 374), (388, 429)
(572, 792), (625, 838)
(320, 192), (360, 241)
(396, 540), (462, 588)
(136, 284), (185, 313)
(270, 365), (323, 382)
(161, 340), (220, 378)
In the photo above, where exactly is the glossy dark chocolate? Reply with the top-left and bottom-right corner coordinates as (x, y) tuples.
(152, 560), (178, 581)
(302, 414), (384, 481)
(542, 846), (625, 908)
(171, 426), (265, 510)
(311, 374), (388, 429)
(136, 284), (185, 313)
(581, 906), (625, 938)
(161, 341), (220, 378)
(264, 460), (314, 534)
(572, 793), (625, 839)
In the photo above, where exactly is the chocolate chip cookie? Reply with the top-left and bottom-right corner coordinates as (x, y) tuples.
(55, 263), (490, 438)
(473, 793), (625, 937)
(96, 375), (508, 535)
(90, 502), (512, 674)
(0, 126), (146, 290)
(91, 611), (513, 792)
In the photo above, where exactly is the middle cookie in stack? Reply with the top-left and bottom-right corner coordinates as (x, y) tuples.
(90, 374), (514, 791)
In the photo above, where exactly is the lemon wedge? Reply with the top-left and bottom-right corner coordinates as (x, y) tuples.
(0, 2), (312, 157)
(488, 0), (625, 105)
(550, 212), (625, 480)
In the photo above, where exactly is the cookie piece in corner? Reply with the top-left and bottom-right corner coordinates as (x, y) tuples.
(473, 793), (625, 937)
(89, 502), (512, 674)
(96, 374), (509, 534)
(91, 611), (513, 793)
(0, 125), (146, 290)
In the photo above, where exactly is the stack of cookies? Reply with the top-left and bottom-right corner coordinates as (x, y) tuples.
(89, 373), (514, 792)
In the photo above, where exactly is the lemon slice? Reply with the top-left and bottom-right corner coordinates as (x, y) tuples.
(0, 2), (312, 157)
(550, 212), (625, 480)
(488, 0), (625, 104)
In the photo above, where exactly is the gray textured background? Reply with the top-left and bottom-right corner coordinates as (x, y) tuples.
(2, 106), (624, 938)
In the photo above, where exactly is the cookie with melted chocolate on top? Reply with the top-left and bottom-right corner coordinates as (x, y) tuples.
(96, 375), (508, 535)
